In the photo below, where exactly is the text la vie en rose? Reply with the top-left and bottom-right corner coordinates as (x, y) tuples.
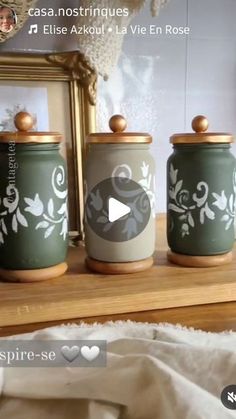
(43, 24), (190, 36)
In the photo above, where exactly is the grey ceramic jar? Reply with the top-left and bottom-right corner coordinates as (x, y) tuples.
(167, 115), (236, 267)
(0, 112), (68, 282)
(84, 115), (156, 274)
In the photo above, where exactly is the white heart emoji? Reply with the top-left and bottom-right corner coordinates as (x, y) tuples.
(81, 345), (100, 362)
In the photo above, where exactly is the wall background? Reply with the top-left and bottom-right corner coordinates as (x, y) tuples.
(1, 0), (236, 212)
(97, 0), (236, 212)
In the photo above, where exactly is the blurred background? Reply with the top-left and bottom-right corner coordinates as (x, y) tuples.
(98, 0), (236, 211)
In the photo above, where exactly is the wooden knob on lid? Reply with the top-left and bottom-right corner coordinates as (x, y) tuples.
(14, 112), (34, 132)
(109, 115), (127, 133)
(171, 115), (233, 144)
(192, 115), (209, 133)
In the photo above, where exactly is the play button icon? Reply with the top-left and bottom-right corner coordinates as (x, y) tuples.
(85, 177), (151, 242)
(108, 198), (131, 222)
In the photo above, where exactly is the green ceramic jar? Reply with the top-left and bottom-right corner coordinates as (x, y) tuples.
(84, 115), (156, 274)
(0, 112), (68, 282)
(167, 116), (236, 267)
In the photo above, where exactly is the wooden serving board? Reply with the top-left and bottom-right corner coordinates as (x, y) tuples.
(0, 216), (236, 328)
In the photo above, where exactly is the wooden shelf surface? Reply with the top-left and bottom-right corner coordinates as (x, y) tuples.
(0, 216), (236, 328)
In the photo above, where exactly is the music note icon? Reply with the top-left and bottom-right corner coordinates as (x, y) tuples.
(28, 24), (38, 34)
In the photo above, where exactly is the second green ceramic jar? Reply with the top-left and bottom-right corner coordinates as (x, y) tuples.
(167, 116), (236, 266)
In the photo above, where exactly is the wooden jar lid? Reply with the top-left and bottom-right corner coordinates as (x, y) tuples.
(170, 115), (234, 145)
(0, 112), (62, 144)
(87, 115), (152, 144)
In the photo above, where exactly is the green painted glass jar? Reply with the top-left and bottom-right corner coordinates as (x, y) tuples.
(0, 112), (68, 282)
(167, 116), (236, 267)
(84, 115), (156, 274)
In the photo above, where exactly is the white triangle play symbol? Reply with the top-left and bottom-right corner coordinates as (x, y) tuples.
(108, 197), (131, 223)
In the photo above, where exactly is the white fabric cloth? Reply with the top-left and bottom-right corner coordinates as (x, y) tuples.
(0, 321), (236, 419)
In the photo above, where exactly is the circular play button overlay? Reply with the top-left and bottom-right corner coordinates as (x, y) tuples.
(85, 177), (151, 242)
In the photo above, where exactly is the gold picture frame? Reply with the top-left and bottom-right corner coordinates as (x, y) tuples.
(0, 52), (97, 238)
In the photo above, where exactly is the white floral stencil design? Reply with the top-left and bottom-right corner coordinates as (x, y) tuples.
(112, 162), (155, 239)
(24, 166), (68, 240)
(0, 185), (28, 244)
(138, 161), (156, 219)
(85, 161), (155, 241)
(212, 169), (236, 231)
(0, 165), (68, 245)
(168, 164), (236, 238)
